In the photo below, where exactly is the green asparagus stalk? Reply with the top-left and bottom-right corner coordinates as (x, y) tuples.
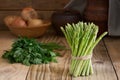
(60, 22), (107, 77)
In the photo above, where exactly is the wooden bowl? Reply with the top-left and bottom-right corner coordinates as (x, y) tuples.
(6, 20), (51, 38)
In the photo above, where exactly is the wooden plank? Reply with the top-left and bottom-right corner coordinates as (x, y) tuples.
(26, 35), (72, 80)
(26, 33), (117, 80)
(0, 11), (53, 30)
(32, 0), (69, 10)
(0, 31), (118, 80)
(0, 31), (16, 54)
(0, 0), (69, 10)
(32, 0), (54, 10)
(0, 63), (29, 80)
(0, 31), (29, 80)
(52, 0), (69, 10)
(72, 40), (117, 80)
(37, 11), (53, 20)
(104, 37), (120, 79)
(0, 0), (32, 10)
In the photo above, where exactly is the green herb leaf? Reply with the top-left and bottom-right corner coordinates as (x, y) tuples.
(2, 37), (64, 66)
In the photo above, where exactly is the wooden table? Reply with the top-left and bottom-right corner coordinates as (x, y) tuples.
(0, 31), (120, 80)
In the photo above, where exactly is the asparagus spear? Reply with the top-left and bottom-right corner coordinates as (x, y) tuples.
(61, 22), (107, 77)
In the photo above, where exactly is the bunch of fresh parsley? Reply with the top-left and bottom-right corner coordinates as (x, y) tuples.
(2, 37), (64, 66)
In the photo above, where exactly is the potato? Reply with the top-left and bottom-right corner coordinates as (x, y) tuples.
(4, 16), (17, 27)
(28, 19), (43, 27)
(21, 7), (38, 21)
(11, 16), (27, 27)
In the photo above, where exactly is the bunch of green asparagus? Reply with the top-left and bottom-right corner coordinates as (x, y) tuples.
(61, 22), (107, 77)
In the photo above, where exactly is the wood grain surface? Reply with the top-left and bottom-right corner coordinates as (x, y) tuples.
(0, 0), (32, 10)
(0, 31), (119, 80)
(32, 0), (69, 10)
(0, 31), (29, 80)
(104, 37), (120, 80)
(0, 0), (69, 10)
(0, 0), (70, 10)
(72, 40), (117, 80)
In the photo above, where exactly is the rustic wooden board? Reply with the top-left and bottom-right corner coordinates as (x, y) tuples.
(0, 0), (32, 10)
(0, 31), (118, 80)
(52, 0), (69, 10)
(0, 31), (29, 80)
(37, 11), (53, 20)
(104, 37), (120, 80)
(26, 35), (72, 80)
(73, 40), (117, 80)
(0, 0), (69, 10)
(26, 35), (117, 80)
(32, 0), (69, 10)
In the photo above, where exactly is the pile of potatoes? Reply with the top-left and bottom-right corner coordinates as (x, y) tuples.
(4, 7), (43, 28)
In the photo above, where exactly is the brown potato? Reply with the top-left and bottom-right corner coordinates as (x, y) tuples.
(4, 16), (17, 27)
(11, 16), (27, 27)
(21, 7), (38, 21)
(28, 19), (43, 27)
